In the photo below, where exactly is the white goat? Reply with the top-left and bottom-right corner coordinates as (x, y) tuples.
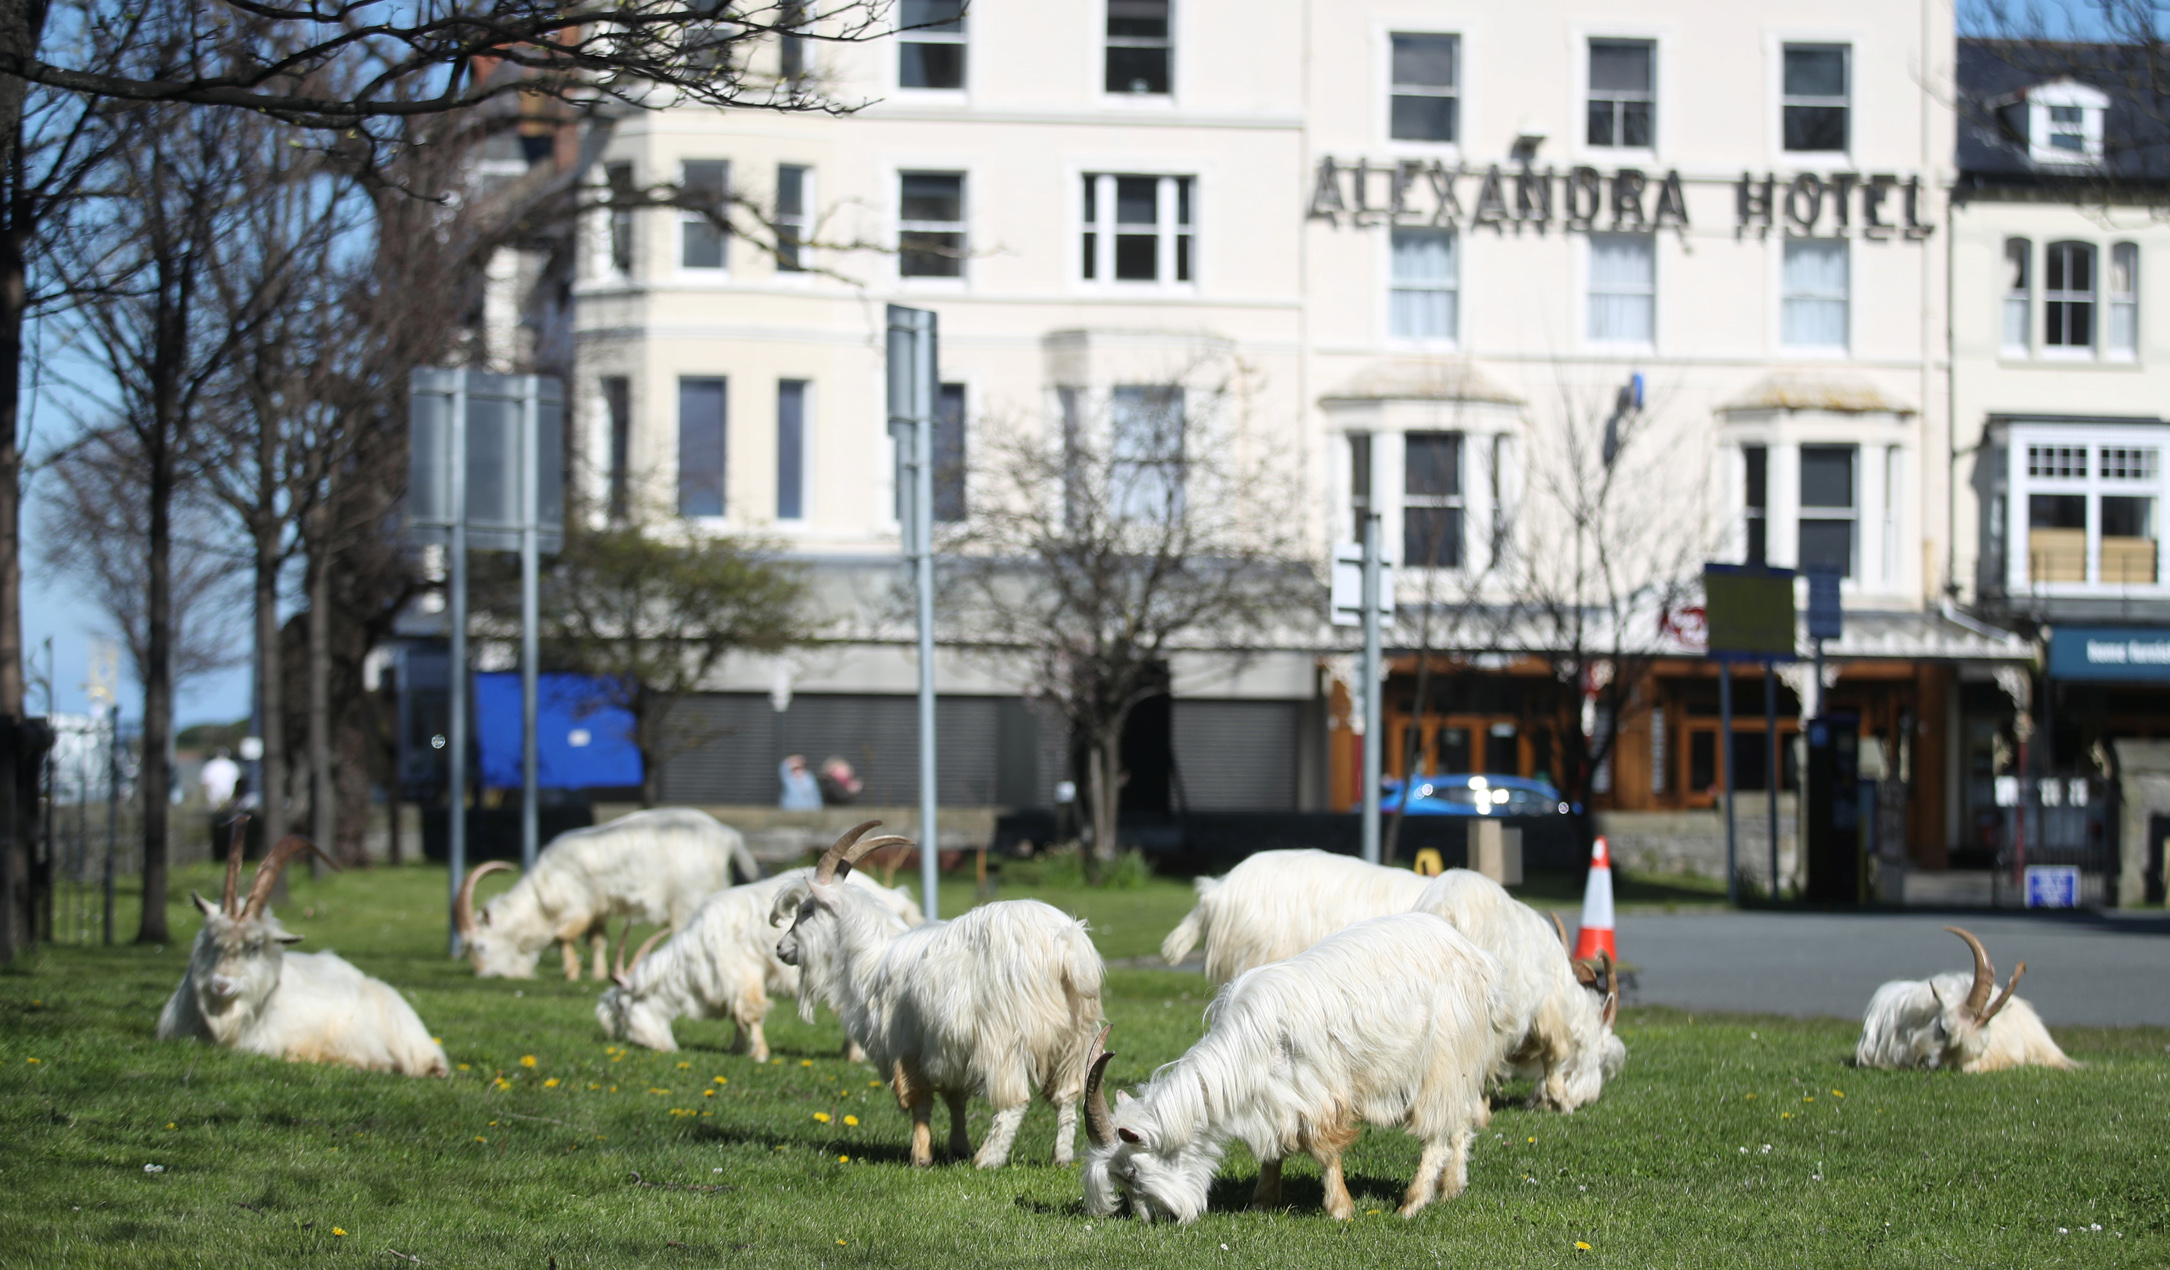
(595, 864), (924, 1060)
(457, 807), (758, 980)
(157, 830), (448, 1078)
(1411, 869), (1625, 1111)
(1856, 926), (2075, 1072)
(1160, 848), (1433, 983)
(775, 823), (1108, 1169)
(1084, 912), (1511, 1224)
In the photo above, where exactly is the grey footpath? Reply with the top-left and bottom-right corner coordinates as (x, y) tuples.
(1609, 908), (2170, 1027)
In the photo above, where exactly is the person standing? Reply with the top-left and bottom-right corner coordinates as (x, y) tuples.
(778, 754), (821, 811)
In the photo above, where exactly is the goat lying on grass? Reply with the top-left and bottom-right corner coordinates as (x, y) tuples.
(1085, 912), (1510, 1223)
(158, 827), (447, 1077)
(1856, 926), (2075, 1072)
(775, 822), (1106, 1168)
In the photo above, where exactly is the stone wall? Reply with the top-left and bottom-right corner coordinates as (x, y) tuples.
(1597, 795), (1800, 892)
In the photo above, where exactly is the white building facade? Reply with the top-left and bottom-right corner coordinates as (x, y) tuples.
(571, 0), (2018, 855)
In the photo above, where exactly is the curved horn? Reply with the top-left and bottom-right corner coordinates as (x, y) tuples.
(621, 928), (670, 979)
(221, 814), (250, 917)
(841, 835), (913, 871)
(1945, 926), (1996, 1020)
(1600, 951), (1619, 1029)
(1549, 911), (1572, 957)
(1980, 960), (2027, 1025)
(457, 861), (517, 937)
(240, 834), (338, 921)
(1083, 1026), (1116, 1150)
(813, 820), (883, 885)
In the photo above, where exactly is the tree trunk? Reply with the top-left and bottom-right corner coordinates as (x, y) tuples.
(136, 422), (174, 944)
(307, 531), (332, 874)
(1086, 724), (1123, 884)
(0, 39), (34, 959)
(253, 520), (286, 843)
(637, 688), (662, 808)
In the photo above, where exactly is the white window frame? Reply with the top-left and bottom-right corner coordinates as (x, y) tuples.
(894, 166), (970, 286)
(1385, 29), (1461, 147)
(1079, 172), (1196, 290)
(2003, 237), (2032, 357)
(1386, 225), (1458, 346)
(1584, 37), (1656, 153)
(2004, 424), (2170, 595)
(895, 0), (967, 95)
(1584, 231), (1656, 350)
(2109, 241), (2139, 360)
(2043, 239), (2098, 359)
(1777, 40), (1851, 158)
(2021, 79), (2108, 168)
(678, 159), (730, 275)
(774, 163), (812, 275)
(1779, 236), (1850, 353)
(1102, 0), (1174, 99)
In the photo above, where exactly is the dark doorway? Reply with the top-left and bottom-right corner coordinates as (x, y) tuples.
(1120, 665), (1174, 815)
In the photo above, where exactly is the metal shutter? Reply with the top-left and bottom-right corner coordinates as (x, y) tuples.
(1170, 700), (1300, 812)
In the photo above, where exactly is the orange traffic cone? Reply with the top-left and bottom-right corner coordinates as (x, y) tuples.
(1572, 835), (1618, 962)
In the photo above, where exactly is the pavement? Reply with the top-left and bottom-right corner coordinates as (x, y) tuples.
(1609, 908), (2170, 1027)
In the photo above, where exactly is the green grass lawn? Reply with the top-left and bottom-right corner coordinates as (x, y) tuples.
(2, 860), (2165, 1268)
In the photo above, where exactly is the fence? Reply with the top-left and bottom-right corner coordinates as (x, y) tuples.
(1991, 773), (2116, 908)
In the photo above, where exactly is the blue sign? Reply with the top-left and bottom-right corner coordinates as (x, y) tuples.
(474, 673), (644, 790)
(1803, 567), (1844, 640)
(2047, 626), (2170, 681)
(2024, 865), (2080, 909)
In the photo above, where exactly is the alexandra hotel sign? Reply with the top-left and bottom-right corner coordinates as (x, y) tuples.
(1307, 159), (1935, 238)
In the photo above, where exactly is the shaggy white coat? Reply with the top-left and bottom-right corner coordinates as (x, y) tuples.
(1087, 913), (1510, 1224)
(157, 895), (448, 1077)
(465, 808), (758, 979)
(776, 884), (1106, 1168)
(1412, 869), (1626, 1110)
(595, 868), (923, 1059)
(1160, 849), (1434, 983)
(1855, 972), (2075, 1072)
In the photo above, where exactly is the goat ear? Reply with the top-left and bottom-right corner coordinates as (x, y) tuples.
(1117, 1127), (1145, 1145)
(191, 891), (218, 917)
(1115, 1089), (1136, 1107)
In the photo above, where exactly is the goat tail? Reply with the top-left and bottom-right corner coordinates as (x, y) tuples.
(1159, 876), (1221, 965)
(1052, 925), (1109, 1101)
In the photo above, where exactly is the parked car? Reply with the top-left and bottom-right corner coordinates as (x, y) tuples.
(1379, 773), (1574, 817)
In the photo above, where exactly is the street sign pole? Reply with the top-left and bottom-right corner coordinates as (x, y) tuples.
(887, 305), (940, 921)
(1360, 512), (1383, 865)
(1720, 664), (1736, 906)
(1765, 663), (1780, 899)
(446, 375), (469, 958)
(519, 379), (541, 871)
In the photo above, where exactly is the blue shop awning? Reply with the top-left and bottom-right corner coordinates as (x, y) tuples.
(474, 672), (643, 789)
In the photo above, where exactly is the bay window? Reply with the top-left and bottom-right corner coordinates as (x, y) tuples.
(2007, 431), (2167, 590)
(1798, 444), (1857, 577)
(1403, 431), (1464, 567)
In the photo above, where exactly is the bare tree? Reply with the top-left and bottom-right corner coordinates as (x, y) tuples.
(941, 364), (1316, 882)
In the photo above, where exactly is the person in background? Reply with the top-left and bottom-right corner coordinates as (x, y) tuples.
(816, 755), (862, 806)
(200, 747), (240, 810)
(779, 754), (822, 811)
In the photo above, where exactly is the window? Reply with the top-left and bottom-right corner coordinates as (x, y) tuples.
(1743, 445), (1768, 566)
(2013, 83), (2108, 166)
(898, 0), (964, 89)
(606, 162), (636, 275)
(2110, 243), (2138, 357)
(1110, 386), (1184, 520)
(1587, 39), (1654, 148)
(1106, 0), (1171, 94)
(1588, 233), (1654, 344)
(899, 172), (965, 278)
(678, 377), (727, 518)
(1081, 174), (1193, 283)
(893, 382), (967, 523)
(1798, 444), (1857, 577)
(2028, 491), (2086, 582)
(1782, 44), (1848, 152)
(2004, 238), (2031, 354)
(779, 0), (808, 78)
(1403, 431), (1463, 567)
(1389, 33), (1458, 142)
(680, 160), (728, 270)
(2048, 104), (2085, 153)
(776, 164), (808, 271)
(1350, 433), (1373, 539)
(777, 380), (806, 521)
(1781, 239), (1848, 349)
(1389, 228), (1457, 341)
(1649, 708), (1667, 794)
(2022, 442), (2160, 585)
(603, 377), (631, 521)
(2045, 240), (2095, 350)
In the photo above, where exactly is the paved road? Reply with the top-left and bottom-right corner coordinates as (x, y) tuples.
(1609, 909), (2170, 1027)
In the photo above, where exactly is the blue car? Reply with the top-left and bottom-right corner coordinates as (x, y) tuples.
(1380, 773), (1574, 817)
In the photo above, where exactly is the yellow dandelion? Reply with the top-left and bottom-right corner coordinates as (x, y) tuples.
(869, 1080), (882, 1088)
(1744, 1093), (1756, 1099)
(457, 1064), (470, 1071)
(1527, 1136), (1537, 1144)
(838, 1154), (851, 1163)
(1366, 1209), (1381, 1216)
(520, 1055), (538, 1068)
(25, 1058), (38, 1064)
(1575, 1241), (1592, 1251)
(474, 1136), (488, 1143)
(544, 1078), (560, 1088)
(801, 1059), (814, 1068)
(703, 1089), (715, 1098)
(611, 1055), (623, 1063)
(609, 1086), (618, 1093)
(605, 1046), (619, 1054)
(714, 1076), (728, 1085)
(844, 1115), (859, 1126)
(1831, 1090), (1845, 1098)
(814, 1112), (832, 1123)
(432, 1037), (442, 1044)
(836, 1239), (847, 1246)
(648, 1087), (671, 1095)
(589, 1083), (602, 1090)
(166, 1123), (177, 1130)
(1803, 1096), (1814, 1102)
(332, 1228), (347, 1237)
(1781, 1112), (1793, 1120)
(772, 1058), (783, 1065)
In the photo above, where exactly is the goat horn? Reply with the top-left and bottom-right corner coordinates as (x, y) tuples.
(1980, 960), (2026, 1025)
(841, 835), (914, 872)
(456, 861), (517, 937)
(1601, 951), (1619, 1028)
(221, 814), (250, 917)
(1945, 926), (1996, 1020)
(1083, 1026), (1116, 1149)
(1549, 911), (1572, 956)
(813, 820), (883, 885)
(624, 928), (669, 977)
(240, 834), (338, 920)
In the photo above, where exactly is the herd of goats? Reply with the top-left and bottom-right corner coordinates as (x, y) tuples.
(153, 806), (2075, 1224)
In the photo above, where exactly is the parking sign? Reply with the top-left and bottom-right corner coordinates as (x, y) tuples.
(2024, 865), (2080, 909)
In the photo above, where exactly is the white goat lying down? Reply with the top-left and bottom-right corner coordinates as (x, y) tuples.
(1160, 848), (1433, 983)
(775, 823), (1108, 1169)
(158, 830), (448, 1077)
(1856, 926), (2075, 1072)
(1085, 913), (1510, 1224)
(596, 862), (924, 1060)
(1412, 869), (1626, 1111)
(458, 807), (758, 980)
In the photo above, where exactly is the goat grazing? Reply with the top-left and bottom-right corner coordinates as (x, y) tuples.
(1159, 848), (1433, 983)
(1411, 869), (1625, 1111)
(1085, 912), (1510, 1223)
(157, 828), (449, 1077)
(457, 807), (758, 980)
(1855, 926), (2075, 1072)
(595, 866), (924, 1060)
(775, 822), (1107, 1168)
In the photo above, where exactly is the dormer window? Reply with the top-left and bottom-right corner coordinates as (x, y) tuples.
(1997, 79), (2108, 168)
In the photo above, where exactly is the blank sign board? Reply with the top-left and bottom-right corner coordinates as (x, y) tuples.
(1702, 564), (1796, 659)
